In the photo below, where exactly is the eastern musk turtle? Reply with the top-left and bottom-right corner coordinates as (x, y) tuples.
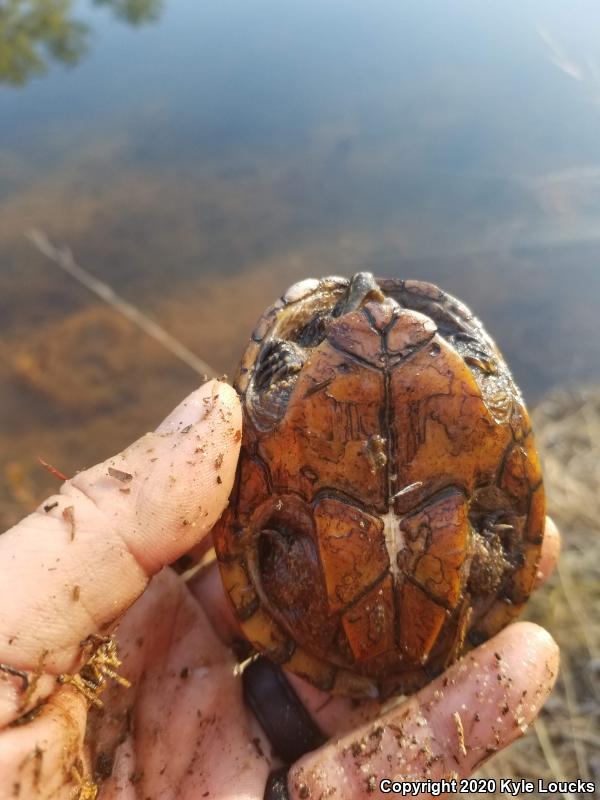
(213, 273), (544, 698)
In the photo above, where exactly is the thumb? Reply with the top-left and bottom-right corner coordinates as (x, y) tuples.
(0, 380), (241, 674)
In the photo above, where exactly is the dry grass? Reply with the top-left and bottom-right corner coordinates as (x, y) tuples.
(479, 386), (600, 796)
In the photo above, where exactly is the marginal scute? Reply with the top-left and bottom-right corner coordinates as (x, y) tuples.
(283, 278), (320, 304)
(242, 604), (295, 663)
(469, 595), (525, 646)
(238, 457), (270, 519)
(527, 484), (545, 544)
(236, 340), (261, 394)
(283, 647), (336, 691)
(215, 274), (545, 698)
(218, 558), (258, 620)
(403, 279), (443, 301)
(332, 669), (378, 699)
(321, 276), (348, 289)
(500, 444), (536, 511)
(251, 298), (286, 342)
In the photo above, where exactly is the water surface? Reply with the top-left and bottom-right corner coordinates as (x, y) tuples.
(1, 0), (600, 525)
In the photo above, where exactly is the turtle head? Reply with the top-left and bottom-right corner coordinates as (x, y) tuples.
(333, 272), (385, 316)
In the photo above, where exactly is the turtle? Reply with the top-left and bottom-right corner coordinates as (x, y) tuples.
(213, 273), (545, 699)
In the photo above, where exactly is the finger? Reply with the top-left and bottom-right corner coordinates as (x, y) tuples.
(0, 381), (241, 674)
(188, 559), (244, 645)
(0, 670), (56, 729)
(535, 516), (560, 589)
(288, 622), (559, 800)
(0, 685), (88, 800)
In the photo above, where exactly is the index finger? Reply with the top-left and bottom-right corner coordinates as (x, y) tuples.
(0, 380), (241, 673)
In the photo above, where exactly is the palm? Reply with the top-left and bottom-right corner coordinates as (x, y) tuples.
(91, 569), (273, 799)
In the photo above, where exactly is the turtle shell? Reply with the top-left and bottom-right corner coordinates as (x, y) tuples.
(213, 274), (544, 699)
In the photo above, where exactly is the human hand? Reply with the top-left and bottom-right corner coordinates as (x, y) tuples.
(0, 380), (560, 799)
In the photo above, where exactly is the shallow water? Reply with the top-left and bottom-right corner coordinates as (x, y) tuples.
(1, 0), (600, 525)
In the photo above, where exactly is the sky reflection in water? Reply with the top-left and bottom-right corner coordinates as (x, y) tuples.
(1, 0), (599, 521)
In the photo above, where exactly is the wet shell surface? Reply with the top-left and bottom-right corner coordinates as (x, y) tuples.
(213, 273), (545, 698)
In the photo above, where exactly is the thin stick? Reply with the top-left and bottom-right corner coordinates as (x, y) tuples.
(27, 229), (217, 380)
(37, 457), (68, 482)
